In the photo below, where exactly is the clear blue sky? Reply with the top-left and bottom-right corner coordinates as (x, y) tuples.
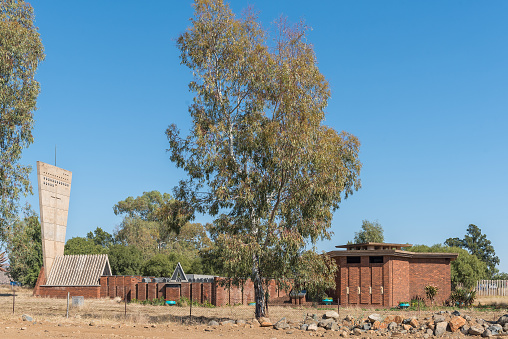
(20, 1), (508, 273)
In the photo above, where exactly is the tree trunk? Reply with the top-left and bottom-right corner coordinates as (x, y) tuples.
(253, 253), (266, 318)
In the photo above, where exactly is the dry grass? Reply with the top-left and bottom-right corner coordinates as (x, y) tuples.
(1, 285), (507, 327)
(475, 296), (508, 307)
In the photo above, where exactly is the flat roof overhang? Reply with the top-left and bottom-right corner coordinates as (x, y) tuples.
(327, 249), (458, 261)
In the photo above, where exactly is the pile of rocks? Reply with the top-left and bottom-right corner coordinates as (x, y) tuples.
(267, 311), (508, 337)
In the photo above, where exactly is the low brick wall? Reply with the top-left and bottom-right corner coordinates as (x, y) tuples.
(34, 267), (289, 306)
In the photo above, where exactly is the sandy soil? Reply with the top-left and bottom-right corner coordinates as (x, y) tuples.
(1, 286), (507, 338)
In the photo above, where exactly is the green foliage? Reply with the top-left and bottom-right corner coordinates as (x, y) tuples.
(108, 244), (144, 275)
(425, 285), (439, 305)
(141, 252), (202, 277)
(64, 237), (107, 255)
(4, 208), (42, 286)
(175, 296), (214, 308)
(445, 224), (499, 278)
(493, 272), (508, 280)
(0, 1), (45, 240)
(353, 220), (384, 243)
(142, 253), (175, 277)
(409, 244), (488, 289)
(293, 251), (337, 301)
(169, 0), (361, 318)
(115, 217), (160, 260)
(450, 287), (476, 307)
(86, 227), (114, 248)
(113, 190), (193, 250)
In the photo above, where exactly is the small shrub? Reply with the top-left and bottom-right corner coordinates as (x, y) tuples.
(425, 285), (439, 306)
(450, 288), (476, 307)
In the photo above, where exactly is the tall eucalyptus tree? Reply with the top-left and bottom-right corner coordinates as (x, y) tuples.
(168, 0), (361, 317)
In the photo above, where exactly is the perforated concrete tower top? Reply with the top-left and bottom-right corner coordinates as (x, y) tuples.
(37, 161), (72, 276)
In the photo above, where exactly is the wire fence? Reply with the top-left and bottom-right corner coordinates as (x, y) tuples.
(1, 285), (442, 326)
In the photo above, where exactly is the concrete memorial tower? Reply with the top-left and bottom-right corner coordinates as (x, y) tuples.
(36, 161), (72, 276)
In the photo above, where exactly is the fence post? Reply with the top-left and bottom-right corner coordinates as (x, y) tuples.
(190, 284), (193, 323)
(12, 284), (15, 314)
(66, 292), (69, 318)
(124, 287), (127, 317)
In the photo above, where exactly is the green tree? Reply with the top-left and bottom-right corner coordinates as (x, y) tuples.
(0, 1), (45, 240)
(169, 0), (361, 317)
(64, 237), (106, 255)
(114, 217), (160, 260)
(409, 244), (488, 289)
(108, 244), (143, 275)
(353, 220), (384, 243)
(445, 224), (500, 278)
(4, 208), (42, 286)
(493, 272), (508, 280)
(113, 191), (193, 252)
(86, 227), (114, 248)
(142, 252), (194, 277)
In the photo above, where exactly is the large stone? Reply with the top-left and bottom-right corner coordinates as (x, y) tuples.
(324, 311), (340, 320)
(326, 322), (339, 331)
(383, 315), (395, 323)
(461, 325), (470, 335)
(434, 321), (448, 337)
(362, 323), (371, 331)
(409, 318), (419, 328)
(469, 326), (484, 336)
(318, 319), (333, 328)
(208, 320), (219, 327)
(345, 314), (354, 322)
(449, 316), (466, 332)
(368, 314), (383, 323)
(22, 315), (33, 322)
(481, 329), (492, 337)
(402, 324), (412, 331)
(274, 317), (290, 330)
(300, 324), (308, 331)
(452, 310), (461, 317)
(258, 317), (272, 327)
(433, 315), (446, 323)
(371, 321), (381, 330)
(307, 323), (318, 331)
(487, 325), (502, 335)
(498, 314), (508, 325)
(388, 322), (398, 331)
(394, 315), (403, 324)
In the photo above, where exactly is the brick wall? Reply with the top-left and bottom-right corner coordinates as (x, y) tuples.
(34, 270), (289, 307)
(166, 284), (180, 301)
(137, 282), (147, 301)
(147, 283), (157, 300)
(33, 266), (46, 296)
(37, 286), (101, 299)
(409, 258), (451, 305)
(390, 258), (409, 306)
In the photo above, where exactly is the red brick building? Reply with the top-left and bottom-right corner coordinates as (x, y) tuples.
(34, 256), (289, 306)
(327, 242), (458, 307)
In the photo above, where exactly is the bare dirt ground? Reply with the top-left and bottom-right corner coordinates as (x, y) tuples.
(0, 286), (507, 338)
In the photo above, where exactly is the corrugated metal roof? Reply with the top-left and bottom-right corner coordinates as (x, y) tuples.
(45, 254), (111, 286)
